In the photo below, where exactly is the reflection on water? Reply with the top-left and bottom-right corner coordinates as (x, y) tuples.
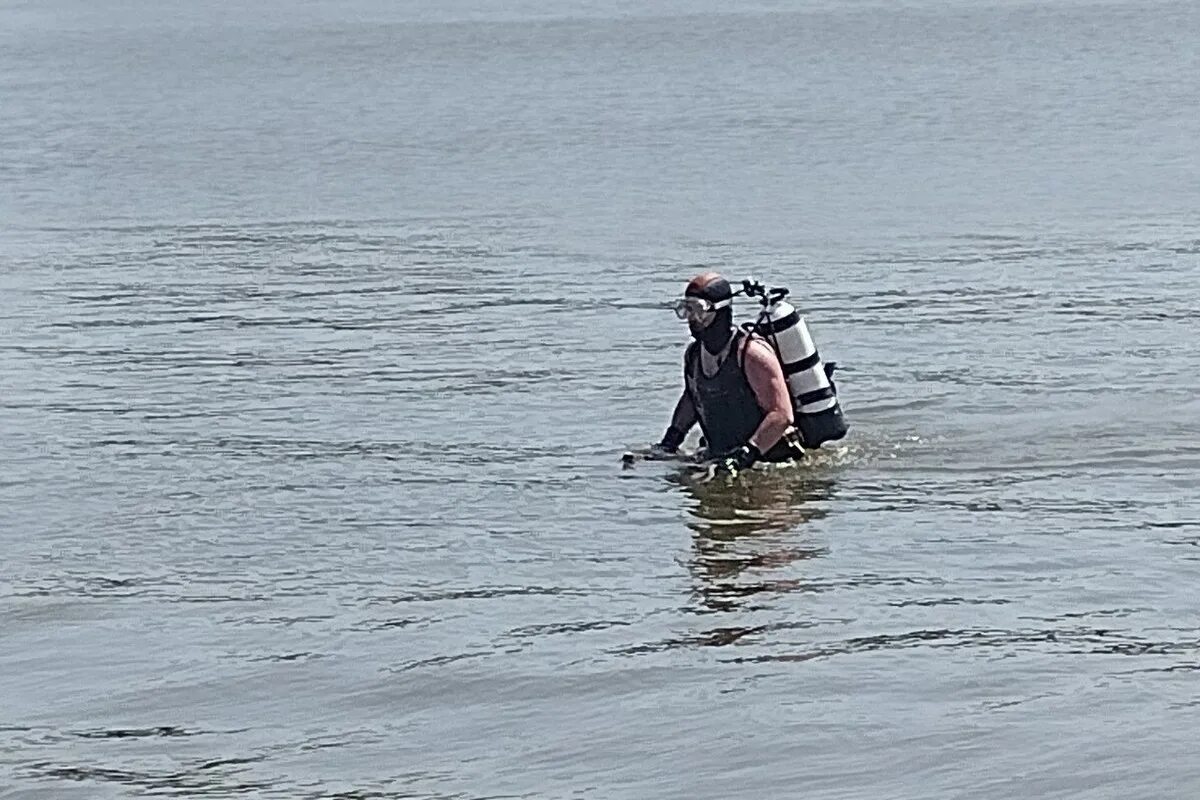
(612, 464), (839, 656)
(669, 465), (839, 614)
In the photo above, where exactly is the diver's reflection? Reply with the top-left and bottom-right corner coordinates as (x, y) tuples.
(666, 466), (838, 615)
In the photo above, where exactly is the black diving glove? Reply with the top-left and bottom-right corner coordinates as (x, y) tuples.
(715, 443), (761, 477)
(650, 425), (687, 458)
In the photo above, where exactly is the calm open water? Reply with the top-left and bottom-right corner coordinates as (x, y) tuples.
(3, 1), (1200, 797)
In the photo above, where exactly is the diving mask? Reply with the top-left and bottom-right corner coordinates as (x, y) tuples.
(672, 295), (731, 322)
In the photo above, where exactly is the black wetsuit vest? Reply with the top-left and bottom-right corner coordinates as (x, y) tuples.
(684, 330), (804, 462)
(684, 330), (766, 458)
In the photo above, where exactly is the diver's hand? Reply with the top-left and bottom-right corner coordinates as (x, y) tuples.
(645, 443), (676, 460)
(648, 426), (687, 459)
(714, 444), (760, 477)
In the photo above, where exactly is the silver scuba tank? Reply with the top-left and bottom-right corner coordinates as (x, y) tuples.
(750, 290), (848, 449)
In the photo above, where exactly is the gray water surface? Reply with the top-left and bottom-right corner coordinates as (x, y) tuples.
(4, 1), (1200, 797)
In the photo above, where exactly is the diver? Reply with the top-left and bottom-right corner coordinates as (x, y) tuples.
(652, 271), (806, 476)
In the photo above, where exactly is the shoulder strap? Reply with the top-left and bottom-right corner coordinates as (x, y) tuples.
(682, 341), (699, 404)
(735, 329), (757, 370)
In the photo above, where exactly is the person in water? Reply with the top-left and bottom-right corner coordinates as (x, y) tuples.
(653, 271), (804, 475)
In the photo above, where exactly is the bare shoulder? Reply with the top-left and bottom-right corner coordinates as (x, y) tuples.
(742, 334), (780, 366)
(739, 335), (783, 383)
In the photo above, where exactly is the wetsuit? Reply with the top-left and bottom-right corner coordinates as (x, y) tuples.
(684, 330), (803, 462)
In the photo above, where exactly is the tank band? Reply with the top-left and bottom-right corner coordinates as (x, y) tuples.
(798, 387), (836, 407)
(758, 310), (800, 336)
(783, 352), (822, 376)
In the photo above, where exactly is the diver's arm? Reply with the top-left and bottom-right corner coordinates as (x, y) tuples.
(668, 391), (697, 436)
(656, 391), (697, 453)
(743, 338), (794, 454)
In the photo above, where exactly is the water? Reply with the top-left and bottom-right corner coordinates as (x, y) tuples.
(3, 0), (1200, 797)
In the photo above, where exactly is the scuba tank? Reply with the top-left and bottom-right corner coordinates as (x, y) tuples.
(740, 278), (849, 449)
